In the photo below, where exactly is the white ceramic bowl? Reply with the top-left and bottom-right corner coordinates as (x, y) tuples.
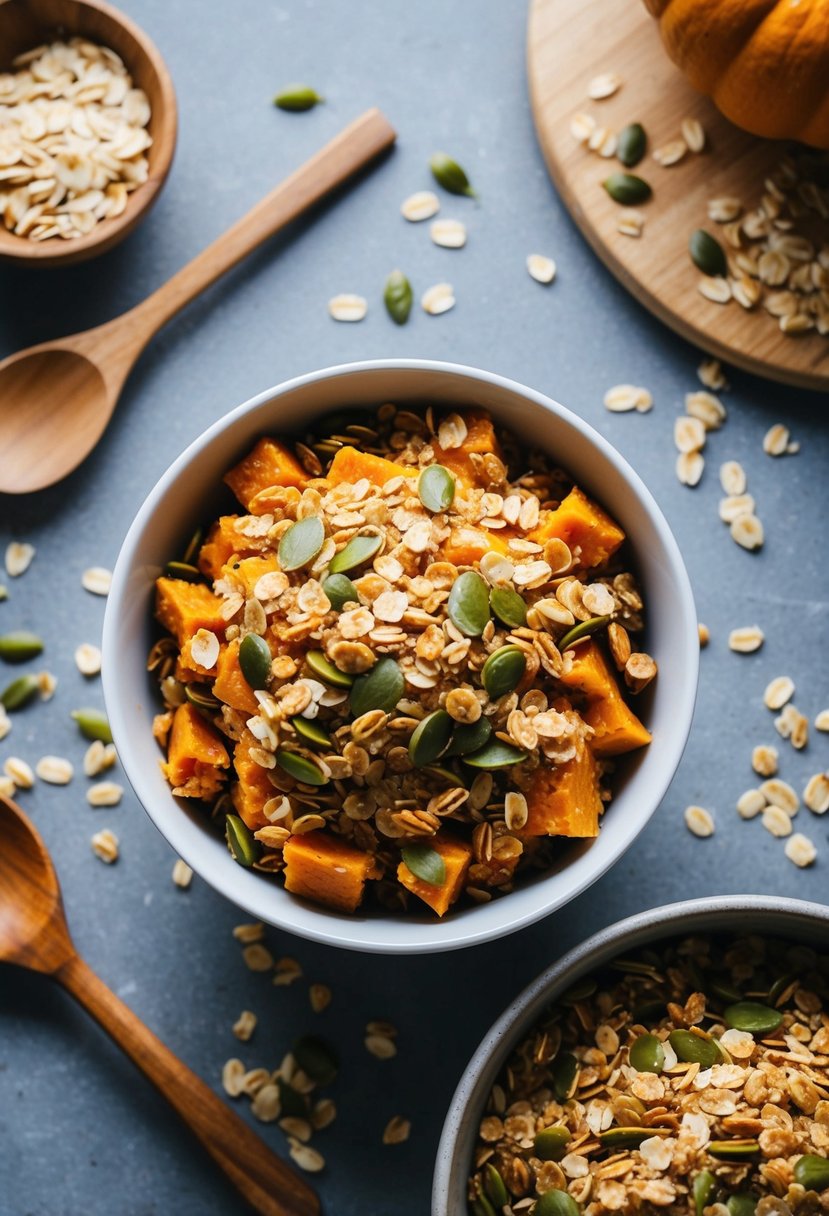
(433, 894), (829, 1215)
(103, 360), (698, 954)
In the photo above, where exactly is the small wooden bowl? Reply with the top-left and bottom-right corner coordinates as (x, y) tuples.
(0, 0), (177, 266)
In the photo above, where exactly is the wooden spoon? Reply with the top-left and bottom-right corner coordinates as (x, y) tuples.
(0, 107), (396, 495)
(0, 792), (319, 1216)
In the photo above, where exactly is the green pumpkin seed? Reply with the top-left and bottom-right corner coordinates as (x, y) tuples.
(424, 763), (462, 784)
(693, 1170), (715, 1216)
(552, 1051), (578, 1101)
(483, 1164), (509, 1207)
(603, 172), (652, 205)
(238, 633), (272, 690)
(275, 748), (328, 787)
(668, 1029), (721, 1069)
(534, 1126), (570, 1161)
(617, 122), (647, 168)
(278, 516), (324, 572)
(165, 560), (203, 583)
(447, 571), (490, 637)
(226, 813), (261, 867)
(418, 464), (456, 513)
(558, 616), (610, 652)
(463, 739), (527, 770)
(0, 586), (7, 601)
(306, 649), (354, 689)
(181, 527), (203, 566)
(724, 1001), (782, 1035)
(533, 1189), (580, 1216)
(384, 268), (413, 325)
(408, 709), (453, 767)
(766, 970), (798, 1005)
(794, 1154), (829, 1191)
(293, 1035), (338, 1085)
(278, 1079), (310, 1119)
(430, 151), (476, 197)
(401, 843), (446, 886)
(274, 84), (324, 111)
(708, 1140), (760, 1161)
(291, 716), (333, 749)
(489, 586), (527, 629)
(322, 573), (359, 612)
(629, 1033), (665, 1074)
(349, 657), (403, 716)
(690, 228), (727, 277)
(1, 673), (40, 711)
(445, 716), (492, 757)
(562, 977), (597, 1003)
(185, 684), (220, 710)
(599, 1126), (671, 1149)
(482, 645), (527, 700)
(710, 976), (743, 1004)
(71, 706), (112, 742)
(727, 1194), (757, 1216)
(632, 999), (666, 1024)
(472, 1198), (496, 1216)
(329, 533), (383, 575)
(0, 631), (44, 663)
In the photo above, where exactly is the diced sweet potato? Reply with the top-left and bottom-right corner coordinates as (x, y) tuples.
(175, 636), (218, 683)
(162, 703), (229, 798)
(214, 639), (261, 715)
(326, 446), (417, 488)
(155, 578), (227, 646)
(224, 437), (309, 510)
(559, 640), (651, 757)
(283, 831), (381, 912)
(521, 737), (602, 837)
(198, 516), (245, 580)
(439, 525), (512, 567)
(397, 833), (473, 917)
(531, 486), (624, 569)
(431, 409), (503, 490)
(222, 554), (281, 598)
(231, 734), (276, 830)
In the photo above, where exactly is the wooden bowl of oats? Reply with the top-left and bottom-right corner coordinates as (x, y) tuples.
(0, 0), (176, 266)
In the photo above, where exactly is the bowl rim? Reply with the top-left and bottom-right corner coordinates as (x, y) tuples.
(432, 893), (829, 1215)
(102, 357), (699, 954)
(0, 0), (177, 265)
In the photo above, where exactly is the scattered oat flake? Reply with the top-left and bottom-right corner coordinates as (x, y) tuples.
(75, 642), (102, 676)
(288, 1141), (325, 1173)
(243, 943), (274, 972)
(804, 773), (829, 815)
(421, 282), (455, 316)
(760, 778), (799, 815)
(0, 707), (10, 741)
(674, 415), (706, 453)
(82, 566), (112, 596)
(815, 710), (829, 732)
(737, 789), (766, 819)
(751, 745), (778, 778)
(222, 1058), (245, 1097)
(273, 955), (303, 984)
(698, 276), (731, 304)
(676, 451), (704, 487)
(685, 391), (725, 430)
(762, 805), (792, 838)
(603, 384), (651, 413)
(5, 543), (35, 577)
(328, 294), (367, 322)
(681, 117), (705, 152)
(84, 740), (117, 776)
(232, 1010), (257, 1042)
(87, 780), (123, 807)
(588, 72), (621, 100)
(785, 833), (817, 867)
(763, 676), (794, 710)
(382, 1115), (411, 1145)
(526, 254), (556, 284)
(719, 461), (746, 496)
(430, 218), (467, 248)
(232, 921), (264, 943)
(653, 139), (687, 166)
(309, 983), (332, 1013)
(684, 805), (714, 838)
(4, 756), (34, 788)
(730, 513), (764, 551)
(617, 208), (644, 237)
(91, 828), (119, 863)
(570, 112), (596, 143)
(728, 625), (764, 653)
(697, 358), (729, 390)
(172, 858), (193, 888)
(763, 423), (792, 456)
(365, 1033), (397, 1060)
(38, 671), (57, 701)
(35, 755), (74, 785)
(697, 623), (709, 647)
(400, 190), (439, 222)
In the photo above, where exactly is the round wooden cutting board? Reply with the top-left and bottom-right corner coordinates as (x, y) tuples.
(527, 0), (829, 391)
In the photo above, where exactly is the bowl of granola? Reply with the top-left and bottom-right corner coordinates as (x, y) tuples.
(103, 359), (698, 952)
(434, 894), (829, 1215)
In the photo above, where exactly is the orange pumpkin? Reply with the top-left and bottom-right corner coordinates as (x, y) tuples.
(644, 0), (829, 149)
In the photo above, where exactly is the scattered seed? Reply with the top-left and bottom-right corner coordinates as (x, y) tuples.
(384, 268), (413, 325)
(730, 514), (764, 551)
(81, 567), (112, 596)
(690, 230), (727, 277)
(785, 833), (817, 867)
(588, 72), (622, 100)
(1, 673), (40, 710)
(0, 631), (44, 663)
(328, 294), (367, 322)
(400, 190), (440, 222)
(421, 282), (455, 316)
(430, 219), (467, 249)
(35, 755), (73, 785)
(5, 543), (35, 578)
(526, 253), (556, 284)
(91, 828), (119, 863)
(616, 123), (646, 168)
(728, 626), (764, 653)
(685, 805), (715, 838)
(71, 707), (113, 743)
(603, 172), (651, 205)
(273, 84), (323, 112)
(429, 152), (475, 197)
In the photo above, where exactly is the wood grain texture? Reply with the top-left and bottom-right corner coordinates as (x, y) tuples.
(527, 0), (829, 390)
(0, 795), (319, 1216)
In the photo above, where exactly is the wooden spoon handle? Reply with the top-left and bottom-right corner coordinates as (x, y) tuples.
(55, 952), (319, 1216)
(125, 107), (395, 348)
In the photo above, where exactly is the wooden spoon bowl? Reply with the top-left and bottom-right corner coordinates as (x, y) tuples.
(0, 0), (177, 267)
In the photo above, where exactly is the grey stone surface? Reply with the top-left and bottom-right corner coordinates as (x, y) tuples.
(1, 2), (827, 1214)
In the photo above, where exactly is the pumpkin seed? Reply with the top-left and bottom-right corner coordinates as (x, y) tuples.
(430, 152), (476, 197)
(724, 1001), (782, 1035)
(164, 560), (203, 583)
(533, 1189), (580, 1216)
(291, 716), (332, 749)
(321, 572), (359, 612)
(472, 1198), (496, 1216)
(629, 1033), (665, 1074)
(727, 1195), (757, 1216)
(0, 631), (44, 662)
(71, 707), (112, 743)
(534, 1126), (570, 1161)
(603, 172), (652, 205)
(424, 763), (462, 784)
(226, 814), (261, 867)
(489, 586), (527, 629)
(632, 999), (666, 1024)
(766, 970), (798, 1005)
(558, 616), (610, 651)
(1, 673), (40, 710)
(445, 716), (492, 757)
(617, 122), (646, 168)
(690, 229), (727, 277)
(693, 1170), (716, 1216)
(562, 977), (597, 1003)
(306, 649), (354, 689)
(418, 464), (456, 513)
(668, 1029), (721, 1069)
(239, 633), (272, 690)
(273, 84), (323, 111)
(293, 1035), (338, 1085)
(483, 1164), (509, 1208)
(349, 657), (403, 716)
(599, 1126), (672, 1149)
(278, 1079), (310, 1119)
(794, 1154), (829, 1191)
(401, 843), (446, 886)
(552, 1050), (578, 1101)
(463, 739), (527, 770)
(408, 709), (453, 767)
(482, 645), (527, 700)
(329, 533), (383, 574)
(275, 748), (328, 787)
(384, 269), (413, 325)
(710, 976), (743, 1004)
(185, 684), (220, 710)
(708, 1140), (760, 1160)
(447, 571), (490, 637)
(278, 516), (324, 572)
(181, 527), (203, 566)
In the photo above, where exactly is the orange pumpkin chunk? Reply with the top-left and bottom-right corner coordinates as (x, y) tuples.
(224, 437), (309, 510)
(214, 639), (261, 716)
(439, 525), (511, 568)
(431, 409), (503, 489)
(397, 833), (473, 917)
(162, 703), (229, 798)
(327, 446), (416, 488)
(155, 578), (227, 646)
(531, 486), (624, 569)
(521, 737), (602, 837)
(559, 640), (652, 757)
(283, 831), (381, 912)
(231, 735), (276, 830)
(198, 516), (245, 579)
(222, 554), (281, 599)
